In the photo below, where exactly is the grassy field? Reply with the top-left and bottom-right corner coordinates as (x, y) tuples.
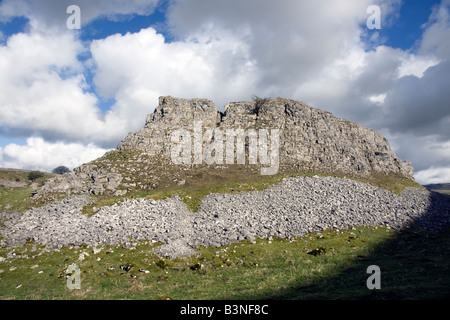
(1, 167), (448, 300)
(431, 189), (450, 196)
(0, 169), (57, 213)
(1, 225), (449, 300)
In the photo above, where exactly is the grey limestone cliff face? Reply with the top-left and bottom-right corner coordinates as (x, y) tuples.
(118, 96), (413, 179)
(117, 96), (221, 154)
(40, 96), (413, 196)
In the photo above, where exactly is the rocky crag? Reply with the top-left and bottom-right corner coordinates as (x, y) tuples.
(39, 96), (414, 196)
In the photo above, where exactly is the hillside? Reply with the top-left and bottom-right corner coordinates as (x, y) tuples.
(425, 183), (450, 190)
(2, 97), (450, 301)
(37, 96), (417, 200)
(0, 168), (56, 212)
(424, 183), (450, 195)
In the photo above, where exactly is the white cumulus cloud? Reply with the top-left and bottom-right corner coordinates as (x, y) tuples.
(0, 137), (109, 172)
(0, 28), (107, 143)
(415, 167), (450, 185)
(90, 27), (257, 114)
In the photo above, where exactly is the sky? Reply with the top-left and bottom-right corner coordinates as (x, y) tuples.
(0, 0), (449, 185)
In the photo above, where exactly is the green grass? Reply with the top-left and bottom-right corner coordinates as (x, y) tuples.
(81, 170), (301, 214)
(0, 168), (54, 187)
(1, 226), (449, 300)
(0, 188), (35, 213)
(81, 170), (422, 215)
(2, 166), (439, 300)
(0, 187), (65, 215)
(0, 186), (68, 230)
(0, 169), (59, 213)
(355, 172), (424, 195)
(431, 189), (450, 196)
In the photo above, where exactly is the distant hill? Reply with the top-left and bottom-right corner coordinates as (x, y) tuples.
(424, 183), (450, 190)
(424, 183), (450, 195)
(0, 168), (55, 188)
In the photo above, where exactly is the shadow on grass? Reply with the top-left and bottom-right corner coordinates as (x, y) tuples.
(266, 191), (450, 300)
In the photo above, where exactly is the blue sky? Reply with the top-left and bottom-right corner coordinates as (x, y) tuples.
(1, 0), (450, 184)
(0, 16), (28, 41)
(80, 9), (168, 42)
(379, 0), (441, 49)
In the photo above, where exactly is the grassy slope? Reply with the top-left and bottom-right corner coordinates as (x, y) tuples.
(1, 164), (447, 300)
(1, 226), (449, 300)
(0, 158), (422, 215)
(79, 149), (423, 213)
(82, 170), (422, 215)
(0, 169), (56, 213)
(424, 183), (450, 195)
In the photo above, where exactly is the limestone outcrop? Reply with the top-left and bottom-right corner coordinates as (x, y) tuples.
(39, 165), (123, 196)
(39, 96), (414, 196)
(119, 96), (413, 178)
